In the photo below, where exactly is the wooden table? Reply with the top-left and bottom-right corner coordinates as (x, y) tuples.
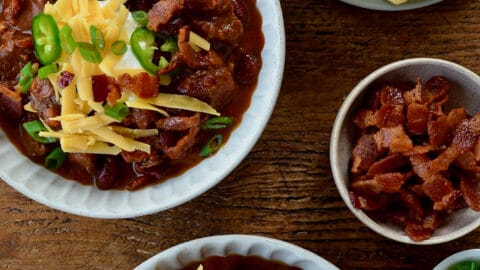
(2, 0), (480, 269)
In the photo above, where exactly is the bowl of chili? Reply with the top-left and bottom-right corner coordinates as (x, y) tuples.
(330, 58), (480, 244)
(0, 0), (285, 218)
(134, 234), (339, 270)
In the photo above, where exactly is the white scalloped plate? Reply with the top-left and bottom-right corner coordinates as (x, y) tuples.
(134, 235), (339, 270)
(340, 0), (442, 11)
(0, 0), (285, 218)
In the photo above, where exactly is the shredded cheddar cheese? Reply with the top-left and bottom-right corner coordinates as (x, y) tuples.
(39, 0), (217, 155)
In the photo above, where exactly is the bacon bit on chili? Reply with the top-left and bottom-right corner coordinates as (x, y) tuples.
(57, 71), (74, 89)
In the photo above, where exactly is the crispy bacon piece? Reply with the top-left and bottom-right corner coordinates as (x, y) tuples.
(374, 126), (413, 153)
(377, 105), (404, 128)
(352, 109), (378, 129)
(407, 103), (429, 135)
(432, 113), (480, 172)
(422, 76), (449, 105)
(117, 72), (159, 99)
(351, 172), (407, 194)
(428, 114), (450, 147)
(147, 0), (185, 32)
(366, 153), (410, 177)
(351, 134), (383, 173)
(459, 173), (480, 211)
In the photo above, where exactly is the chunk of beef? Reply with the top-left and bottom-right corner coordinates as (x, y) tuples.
(234, 52), (261, 86)
(68, 153), (97, 174)
(191, 13), (243, 45)
(185, 0), (232, 14)
(3, 0), (23, 22)
(0, 0), (46, 86)
(177, 67), (235, 109)
(20, 128), (48, 159)
(156, 113), (201, 131)
(30, 77), (61, 128)
(232, 0), (248, 26)
(0, 83), (22, 120)
(123, 108), (159, 129)
(163, 126), (200, 159)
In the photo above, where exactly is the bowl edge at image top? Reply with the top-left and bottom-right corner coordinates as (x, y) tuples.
(330, 58), (480, 244)
(134, 234), (340, 270)
(340, 0), (443, 11)
(0, 0), (286, 219)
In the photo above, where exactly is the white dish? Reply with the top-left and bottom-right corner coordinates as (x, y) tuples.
(340, 0), (442, 11)
(134, 234), (339, 270)
(434, 249), (480, 270)
(330, 58), (480, 244)
(0, 0), (285, 218)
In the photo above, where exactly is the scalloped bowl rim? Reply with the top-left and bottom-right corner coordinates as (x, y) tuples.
(134, 234), (339, 270)
(0, 0), (285, 219)
(330, 58), (480, 245)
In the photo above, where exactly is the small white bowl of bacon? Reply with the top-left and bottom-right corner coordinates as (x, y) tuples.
(330, 58), (480, 244)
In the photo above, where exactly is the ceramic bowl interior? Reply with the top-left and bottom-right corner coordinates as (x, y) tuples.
(434, 249), (480, 270)
(330, 58), (480, 244)
(340, 0), (442, 11)
(0, 0), (285, 218)
(134, 235), (339, 270)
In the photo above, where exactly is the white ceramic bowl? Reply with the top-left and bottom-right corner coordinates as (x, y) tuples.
(340, 0), (442, 11)
(330, 58), (480, 244)
(134, 234), (339, 270)
(434, 249), (480, 270)
(0, 0), (285, 218)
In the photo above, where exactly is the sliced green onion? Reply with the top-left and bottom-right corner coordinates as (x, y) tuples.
(38, 63), (58, 79)
(160, 35), (178, 53)
(22, 120), (56, 144)
(448, 260), (479, 270)
(132, 11), (148, 27)
(90, 25), (105, 50)
(200, 134), (223, 157)
(158, 56), (169, 69)
(111, 40), (127, 55)
(60, 24), (76, 54)
(77, 42), (103, 64)
(202, 116), (234, 130)
(18, 61), (35, 93)
(45, 147), (66, 170)
(104, 103), (129, 121)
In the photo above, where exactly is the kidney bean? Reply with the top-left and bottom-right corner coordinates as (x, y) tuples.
(95, 156), (119, 190)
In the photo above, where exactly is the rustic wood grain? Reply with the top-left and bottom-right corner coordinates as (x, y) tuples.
(2, 0), (480, 269)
